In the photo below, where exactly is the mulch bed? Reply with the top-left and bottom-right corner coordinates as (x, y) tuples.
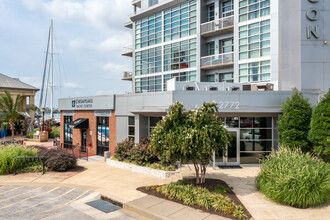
(137, 178), (252, 220)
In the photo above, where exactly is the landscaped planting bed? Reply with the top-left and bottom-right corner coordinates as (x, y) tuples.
(138, 179), (251, 220)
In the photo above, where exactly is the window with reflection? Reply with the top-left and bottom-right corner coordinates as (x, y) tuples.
(149, 117), (162, 136)
(222, 116), (275, 164)
(128, 116), (135, 140)
(64, 116), (73, 148)
(97, 117), (109, 156)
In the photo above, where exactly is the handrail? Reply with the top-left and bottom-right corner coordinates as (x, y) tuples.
(201, 52), (234, 60)
(201, 16), (234, 34)
(14, 156), (46, 175)
(61, 143), (89, 161)
(123, 71), (133, 79)
(122, 45), (133, 54)
(201, 52), (234, 68)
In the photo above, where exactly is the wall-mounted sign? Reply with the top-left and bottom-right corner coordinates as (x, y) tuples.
(72, 99), (93, 109)
(58, 95), (115, 111)
(94, 110), (112, 117)
(218, 101), (240, 109)
(306, 0), (320, 39)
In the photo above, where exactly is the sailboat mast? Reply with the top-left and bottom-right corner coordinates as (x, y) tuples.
(39, 21), (51, 108)
(50, 19), (54, 119)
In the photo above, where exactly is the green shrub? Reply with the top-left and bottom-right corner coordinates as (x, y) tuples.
(115, 138), (135, 161)
(154, 181), (247, 219)
(278, 89), (312, 152)
(0, 144), (38, 175)
(214, 185), (229, 194)
(26, 132), (34, 139)
(257, 147), (330, 208)
(41, 149), (77, 172)
(308, 89), (330, 162)
(130, 138), (158, 165)
(49, 126), (60, 138)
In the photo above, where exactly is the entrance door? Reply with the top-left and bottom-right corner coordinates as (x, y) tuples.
(81, 129), (87, 147)
(213, 129), (239, 166)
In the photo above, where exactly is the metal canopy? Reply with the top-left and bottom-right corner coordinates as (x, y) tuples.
(68, 118), (89, 129)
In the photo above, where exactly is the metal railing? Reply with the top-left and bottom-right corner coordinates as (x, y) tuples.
(201, 52), (234, 68)
(61, 143), (89, 161)
(14, 156), (46, 175)
(201, 16), (234, 35)
(122, 71), (133, 79)
(122, 45), (133, 55)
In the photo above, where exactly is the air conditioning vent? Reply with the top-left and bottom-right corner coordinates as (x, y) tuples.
(242, 85), (251, 91)
(209, 87), (218, 91)
(232, 86), (240, 91)
(185, 86), (195, 91)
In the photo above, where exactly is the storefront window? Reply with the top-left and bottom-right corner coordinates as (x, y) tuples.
(64, 116), (73, 148)
(222, 116), (276, 164)
(97, 117), (109, 156)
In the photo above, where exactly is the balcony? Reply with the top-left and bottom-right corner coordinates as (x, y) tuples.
(201, 52), (234, 70)
(122, 71), (133, 81)
(201, 16), (234, 38)
(124, 20), (133, 29)
(122, 45), (133, 57)
(132, 0), (141, 8)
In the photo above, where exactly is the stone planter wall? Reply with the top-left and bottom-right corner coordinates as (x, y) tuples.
(106, 159), (180, 179)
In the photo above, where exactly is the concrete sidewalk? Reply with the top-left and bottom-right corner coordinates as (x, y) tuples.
(0, 159), (329, 220)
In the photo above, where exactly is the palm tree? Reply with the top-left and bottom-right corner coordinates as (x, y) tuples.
(0, 91), (25, 141)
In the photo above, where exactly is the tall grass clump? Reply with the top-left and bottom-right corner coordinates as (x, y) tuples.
(256, 146), (330, 208)
(0, 144), (38, 175)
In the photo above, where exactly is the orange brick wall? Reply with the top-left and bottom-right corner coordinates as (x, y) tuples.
(60, 110), (116, 156)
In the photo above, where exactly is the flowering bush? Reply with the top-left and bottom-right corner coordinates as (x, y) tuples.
(130, 138), (158, 165)
(115, 138), (157, 165)
(114, 138), (135, 161)
(39, 126), (52, 133)
(44, 119), (57, 127)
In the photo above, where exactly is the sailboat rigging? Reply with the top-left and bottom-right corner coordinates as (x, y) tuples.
(39, 19), (55, 119)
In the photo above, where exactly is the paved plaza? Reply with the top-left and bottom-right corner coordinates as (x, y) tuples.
(0, 148), (329, 220)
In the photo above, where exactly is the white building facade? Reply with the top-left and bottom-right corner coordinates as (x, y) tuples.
(59, 0), (329, 165)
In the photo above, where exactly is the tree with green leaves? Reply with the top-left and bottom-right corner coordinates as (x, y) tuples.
(308, 89), (330, 161)
(150, 102), (230, 184)
(0, 91), (25, 141)
(278, 89), (312, 152)
(150, 102), (188, 165)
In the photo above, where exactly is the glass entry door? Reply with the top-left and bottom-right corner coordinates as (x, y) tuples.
(214, 129), (240, 166)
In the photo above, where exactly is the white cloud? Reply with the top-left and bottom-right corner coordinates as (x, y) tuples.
(21, 0), (131, 32)
(64, 82), (81, 88)
(103, 62), (127, 77)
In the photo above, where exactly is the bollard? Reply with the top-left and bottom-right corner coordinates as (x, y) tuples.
(104, 151), (110, 162)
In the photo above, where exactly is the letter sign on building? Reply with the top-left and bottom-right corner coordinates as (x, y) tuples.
(306, 0), (320, 39)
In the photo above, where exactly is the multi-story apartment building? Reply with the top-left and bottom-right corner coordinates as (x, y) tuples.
(59, 0), (329, 165)
(123, 0), (329, 93)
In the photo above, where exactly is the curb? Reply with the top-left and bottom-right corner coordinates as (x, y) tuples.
(124, 201), (170, 220)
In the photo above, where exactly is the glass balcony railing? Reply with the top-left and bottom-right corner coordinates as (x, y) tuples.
(122, 71), (133, 81)
(122, 45), (133, 57)
(201, 16), (234, 36)
(201, 52), (234, 69)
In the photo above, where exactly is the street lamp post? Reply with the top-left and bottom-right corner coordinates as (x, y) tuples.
(41, 108), (45, 132)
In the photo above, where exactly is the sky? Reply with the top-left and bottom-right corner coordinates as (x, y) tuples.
(0, 0), (133, 108)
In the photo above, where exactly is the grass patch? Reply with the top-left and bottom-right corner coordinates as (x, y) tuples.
(0, 144), (38, 175)
(257, 146), (330, 208)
